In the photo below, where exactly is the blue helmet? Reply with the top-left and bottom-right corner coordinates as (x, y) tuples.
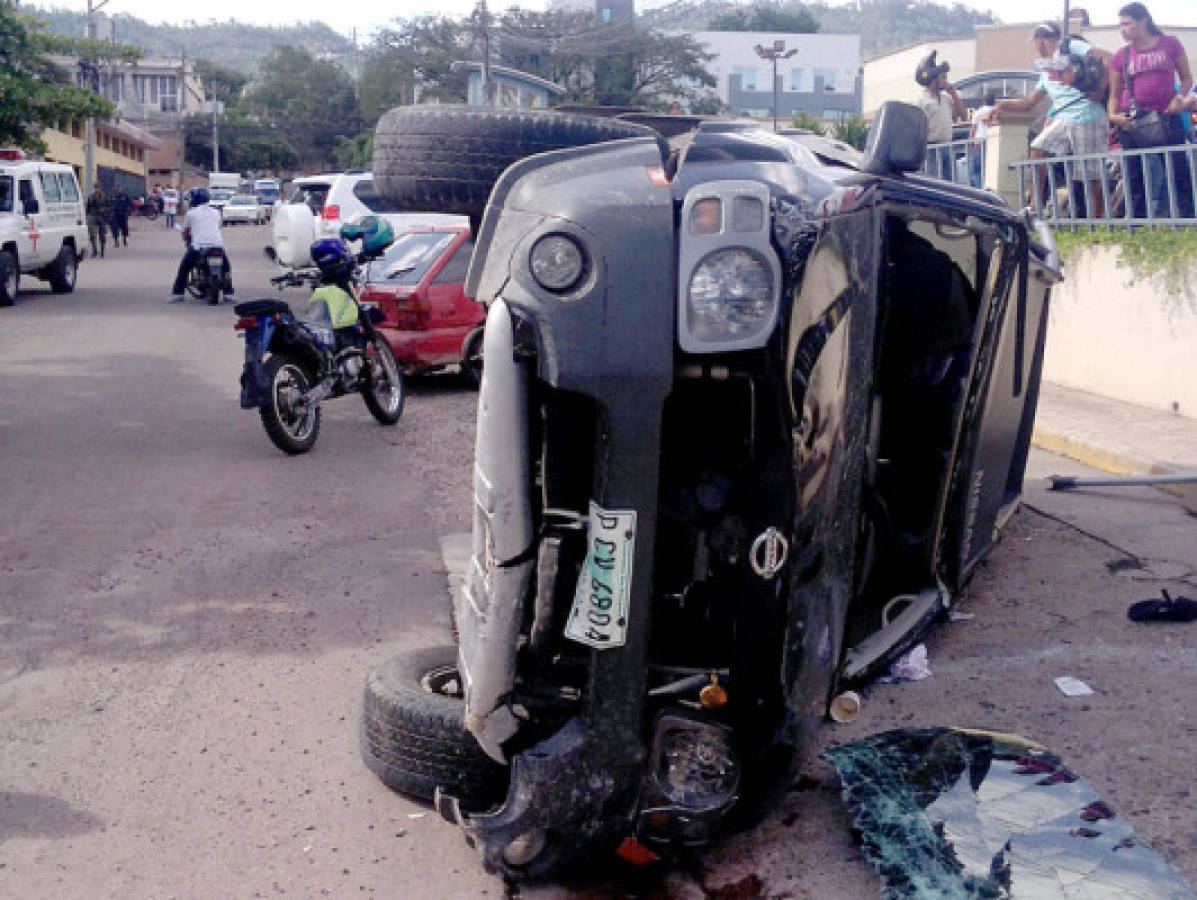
(310, 237), (355, 282)
(189, 187), (209, 206)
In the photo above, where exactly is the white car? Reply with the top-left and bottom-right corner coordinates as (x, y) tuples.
(209, 188), (233, 214)
(270, 171), (466, 268)
(220, 194), (265, 225)
(0, 154), (87, 305)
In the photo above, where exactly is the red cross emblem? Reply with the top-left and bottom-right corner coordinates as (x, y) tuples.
(25, 217), (40, 252)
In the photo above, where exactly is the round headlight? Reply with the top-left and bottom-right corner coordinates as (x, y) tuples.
(686, 249), (774, 343)
(529, 234), (585, 292)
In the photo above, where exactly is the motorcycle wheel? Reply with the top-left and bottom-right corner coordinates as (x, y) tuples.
(206, 275), (221, 305)
(185, 270), (206, 300)
(259, 354), (320, 455)
(144, 207), (159, 221)
(361, 335), (405, 425)
(360, 646), (507, 812)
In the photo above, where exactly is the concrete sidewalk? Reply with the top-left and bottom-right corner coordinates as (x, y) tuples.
(1032, 382), (1197, 478)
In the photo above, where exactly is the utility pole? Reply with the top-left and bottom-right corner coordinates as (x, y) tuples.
(754, 40), (796, 133)
(472, 0), (493, 106)
(212, 108), (219, 172)
(84, 0), (109, 194)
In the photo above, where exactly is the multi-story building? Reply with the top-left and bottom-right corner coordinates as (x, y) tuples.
(686, 31), (862, 121)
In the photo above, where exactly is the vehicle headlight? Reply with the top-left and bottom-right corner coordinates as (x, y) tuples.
(529, 233), (585, 293)
(686, 248), (775, 344)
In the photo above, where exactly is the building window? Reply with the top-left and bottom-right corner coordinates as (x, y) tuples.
(822, 109), (847, 120)
(71, 120), (82, 138)
(732, 66), (757, 91)
(814, 68), (837, 91)
(601, 7), (611, 22)
(789, 68), (804, 92)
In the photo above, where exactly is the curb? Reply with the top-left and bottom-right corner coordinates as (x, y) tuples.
(1030, 425), (1156, 478)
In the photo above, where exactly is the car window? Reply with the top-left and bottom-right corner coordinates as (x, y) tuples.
(290, 183), (329, 215)
(432, 241), (473, 284)
(375, 233), (456, 285)
(0, 176), (12, 212)
(40, 171), (61, 203)
(351, 178), (407, 214)
(229, 196), (253, 205)
(57, 173), (80, 202)
(18, 179), (37, 213)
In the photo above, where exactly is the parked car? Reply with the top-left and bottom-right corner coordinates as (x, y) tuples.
(0, 152), (85, 305)
(270, 171), (466, 268)
(209, 188), (233, 215)
(359, 224), (485, 384)
(220, 193), (265, 225)
(253, 178), (280, 220)
(358, 103), (1063, 882)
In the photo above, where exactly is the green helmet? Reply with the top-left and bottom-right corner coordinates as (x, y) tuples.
(341, 215), (394, 257)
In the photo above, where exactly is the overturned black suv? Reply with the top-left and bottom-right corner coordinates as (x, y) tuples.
(359, 102), (1062, 882)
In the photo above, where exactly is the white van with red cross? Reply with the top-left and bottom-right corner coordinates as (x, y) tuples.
(0, 150), (88, 306)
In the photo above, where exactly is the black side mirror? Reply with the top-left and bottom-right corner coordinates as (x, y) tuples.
(263, 246), (278, 263)
(861, 101), (928, 176)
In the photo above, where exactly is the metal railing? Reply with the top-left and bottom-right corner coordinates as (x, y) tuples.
(1008, 143), (1197, 227)
(924, 138), (986, 188)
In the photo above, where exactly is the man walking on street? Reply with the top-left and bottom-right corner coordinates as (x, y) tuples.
(85, 185), (109, 258)
(111, 185), (132, 247)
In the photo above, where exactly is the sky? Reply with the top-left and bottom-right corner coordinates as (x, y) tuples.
(28, 0), (1197, 43)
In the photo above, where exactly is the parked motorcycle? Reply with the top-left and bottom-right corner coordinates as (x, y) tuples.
(132, 196), (159, 220)
(236, 231), (405, 455)
(187, 246), (231, 305)
(359, 103), (1063, 881)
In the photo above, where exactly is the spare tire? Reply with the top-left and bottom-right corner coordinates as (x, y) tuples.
(360, 645), (508, 812)
(372, 105), (656, 223)
(272, 203), (316, 268)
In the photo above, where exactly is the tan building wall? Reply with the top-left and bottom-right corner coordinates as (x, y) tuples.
(39, 121), (152, 188)
(862, 37), (975, 115)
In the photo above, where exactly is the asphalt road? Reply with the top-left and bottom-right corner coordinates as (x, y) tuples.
(0, 220), (1194, 899)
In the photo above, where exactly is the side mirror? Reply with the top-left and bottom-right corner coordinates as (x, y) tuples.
(263, 246), (278, 263)
(860, 101), (928, 176)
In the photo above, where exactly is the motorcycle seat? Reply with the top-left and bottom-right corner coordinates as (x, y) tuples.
(233, 299), (292, 317)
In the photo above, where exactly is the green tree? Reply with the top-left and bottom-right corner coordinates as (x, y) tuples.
(709, 5), (819, 34)
(195, 58), (246, 104)
(831, 114), (869, 149)
(359, 17), (467, 123)
(0, 1), (136, 152)
(249, 46), (359, 169)
(790, 110), (825, 134)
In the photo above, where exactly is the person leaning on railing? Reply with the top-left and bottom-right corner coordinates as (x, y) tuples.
(1107, 2), (1194, 218)
(987, 21), (1110, 219)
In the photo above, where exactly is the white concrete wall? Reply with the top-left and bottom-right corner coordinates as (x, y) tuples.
(1044, 246), (1197, 419)
(687, 31), (861, 106)
(862, 37), (976, 116)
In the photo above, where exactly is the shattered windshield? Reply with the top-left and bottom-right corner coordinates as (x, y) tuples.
(824, 728), (1194, 899)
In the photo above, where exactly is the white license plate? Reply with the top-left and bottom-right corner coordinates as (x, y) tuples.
(564, 502), (636, 650)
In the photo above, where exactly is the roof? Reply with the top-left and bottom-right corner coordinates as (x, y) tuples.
(450, 61), (567, 97)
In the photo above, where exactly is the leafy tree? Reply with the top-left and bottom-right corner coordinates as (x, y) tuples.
(249, 46), (359, 169)
(790, 110), (825, 134)
(359, 17), (467, 122)
(830, 114), (869, 150)
(332, 133), (371, 171)
(709, 5), (819, 34)
(496, 8), (594, 102)
(0, 1), (138, 152)
(195, 58), (246, 104)
(183, 113), (297, 173)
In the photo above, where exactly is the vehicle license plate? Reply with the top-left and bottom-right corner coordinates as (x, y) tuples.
(564, 502), (636, 650)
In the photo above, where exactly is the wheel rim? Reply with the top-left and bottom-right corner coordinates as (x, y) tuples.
(420, 664), (463, 698)
(273, 363), (316, 441)
(62, 253), (76, 287)
(368, 341), (402, 414)
(3, 267), (15, 298)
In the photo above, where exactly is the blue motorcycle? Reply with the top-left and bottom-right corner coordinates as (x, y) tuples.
(234, 269), (404, 455)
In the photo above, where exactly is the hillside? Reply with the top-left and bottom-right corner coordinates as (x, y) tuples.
(25, 6), (354, 77)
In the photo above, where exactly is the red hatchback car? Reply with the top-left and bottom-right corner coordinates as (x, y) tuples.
(359, 225), (486, 385)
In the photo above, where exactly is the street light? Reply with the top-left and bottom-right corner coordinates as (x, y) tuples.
(754, 39), (797, 133)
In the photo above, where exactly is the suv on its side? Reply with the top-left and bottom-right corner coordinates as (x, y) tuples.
(270, 171), (467, 268)
(0, 153), (86, 306)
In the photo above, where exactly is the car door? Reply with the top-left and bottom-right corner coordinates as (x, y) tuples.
(16, 177), (46, 266)
(424, 237), (476, 328)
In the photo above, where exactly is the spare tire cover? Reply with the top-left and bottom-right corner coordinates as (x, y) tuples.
(272, 203), (317, 268)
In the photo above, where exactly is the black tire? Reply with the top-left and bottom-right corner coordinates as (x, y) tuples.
(47, 244), (77, 294)
(259, 354), (320, 455)
(361, 335), (405, 425)
(460, 328), (483, 390)
(0, 250), (18, 306)
(372, 105), (653, 222)
(360, 646), (508, 811)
